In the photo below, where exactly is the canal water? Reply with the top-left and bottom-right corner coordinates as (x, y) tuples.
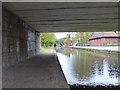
(56, 47), (120, 87)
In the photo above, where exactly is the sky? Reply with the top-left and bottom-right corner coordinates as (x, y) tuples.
(54, 32), (68, 39)
(54, 32), (76, 39)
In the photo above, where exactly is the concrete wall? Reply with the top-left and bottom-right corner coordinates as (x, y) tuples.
(2, 7), (40, 69)
(0, 1), (2, 90)
(90, 38), (120, 46)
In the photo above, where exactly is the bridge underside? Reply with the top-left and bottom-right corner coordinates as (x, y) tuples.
(3, 2), (118, 32)
(2, 2), (119, 69)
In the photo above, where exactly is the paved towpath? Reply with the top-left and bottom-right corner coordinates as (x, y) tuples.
(2, 53), (69, 89)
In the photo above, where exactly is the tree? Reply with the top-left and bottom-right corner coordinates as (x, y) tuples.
(115, 31), (120, 35)
(40, 33), (56, 47)
(72, 32), (92, 46)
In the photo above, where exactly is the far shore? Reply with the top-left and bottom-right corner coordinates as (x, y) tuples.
(62, 46), (119, 54)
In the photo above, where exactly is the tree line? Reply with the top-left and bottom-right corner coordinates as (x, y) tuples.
(40, 33), (56, 47)
(40, 31), (120, 47)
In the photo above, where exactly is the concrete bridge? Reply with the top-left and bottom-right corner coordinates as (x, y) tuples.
(0, 1), (118, 89)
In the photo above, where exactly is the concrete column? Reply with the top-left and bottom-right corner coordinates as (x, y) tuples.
(27, 29), (36, 58)
(0, 1), (2, 90)
(35, 31), (40, 54)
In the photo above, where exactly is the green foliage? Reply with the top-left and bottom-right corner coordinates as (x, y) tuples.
(72, 32), (92, 46)
(40, 33), (56, 47)
(115, 31), (120, 35)
(104, 43), (120, 46)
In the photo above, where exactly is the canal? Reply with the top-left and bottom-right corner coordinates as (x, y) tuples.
(56, 47), (120, 88)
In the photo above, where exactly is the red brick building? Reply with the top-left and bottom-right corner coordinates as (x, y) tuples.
(64, 34), (73, 46)
(89, 32), (120, 46)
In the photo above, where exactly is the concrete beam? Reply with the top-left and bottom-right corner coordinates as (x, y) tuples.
(3, 2), (118, 10)
(22, 14), (118, 21)
(0, 1), (2, 90)
(31, 24), (118, 32)
(1, 0), (119, 2)
(13, 8), (117, 16)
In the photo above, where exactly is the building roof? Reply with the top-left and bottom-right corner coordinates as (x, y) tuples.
(89, 32), (120, 40)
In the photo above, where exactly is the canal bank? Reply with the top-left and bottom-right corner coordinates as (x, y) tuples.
(2, 53), (70, 89)
(70, 46), (119, 54)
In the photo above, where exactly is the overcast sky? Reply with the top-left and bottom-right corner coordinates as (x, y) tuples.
(54, 32), (68, 39)
(54, 32), (76, 39)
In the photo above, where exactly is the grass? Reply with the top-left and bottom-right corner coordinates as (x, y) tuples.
(103, 43), (120, 46)
(63, 46), (72, 48)
(40, 46), (55, 53)
(40, 47), (47, 52)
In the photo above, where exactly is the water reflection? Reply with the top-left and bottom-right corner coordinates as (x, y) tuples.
(56, 47), (119, 86)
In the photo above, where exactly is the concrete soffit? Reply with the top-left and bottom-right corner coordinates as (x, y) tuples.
(2, 2), (119, 32)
